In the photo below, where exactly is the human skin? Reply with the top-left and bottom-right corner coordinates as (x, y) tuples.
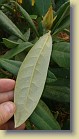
(0, 79), (25, 130)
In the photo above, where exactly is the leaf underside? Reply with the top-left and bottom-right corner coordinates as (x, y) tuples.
(14, 32), (52, 127)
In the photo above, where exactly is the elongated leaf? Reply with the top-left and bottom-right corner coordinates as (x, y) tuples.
(32, 0), (35, 6)
(24, 28), (30, 41)
(1, 42), (33, 59)
(52, 42), (70, 68)
(11, 1), (38, 36)
(52, 1), (70, 34)
(53, 15), (70, 35)
(55, 0), (69, 10)
(0, 10), (25, 41)
(30, 100), (61, 130)
(3, 38), (20, 48)
(14, 32), (52, 127)
(42, 6), (53, 30)
(43, 85), (70, 103)
(0, 58), (21, 75)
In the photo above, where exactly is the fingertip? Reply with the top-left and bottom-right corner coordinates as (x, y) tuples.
(0, 79), (15, 93)
(0, 101), (16, 126)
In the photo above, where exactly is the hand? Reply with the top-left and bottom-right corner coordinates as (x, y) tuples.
(0, 79), (25, 130)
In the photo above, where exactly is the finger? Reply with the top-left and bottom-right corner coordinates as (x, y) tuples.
(0, 120), (25, 130)
(0, 91), (14, 104)
(0, 79), (15, 93)
(0, 101), (16, 126)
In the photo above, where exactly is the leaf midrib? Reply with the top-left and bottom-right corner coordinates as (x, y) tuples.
(27, 34), (50, 99)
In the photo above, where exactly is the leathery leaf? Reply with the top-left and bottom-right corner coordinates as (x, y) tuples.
(14, 31), (52, 127)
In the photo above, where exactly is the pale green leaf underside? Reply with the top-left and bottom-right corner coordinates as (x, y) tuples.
(14, 32), (52, 127)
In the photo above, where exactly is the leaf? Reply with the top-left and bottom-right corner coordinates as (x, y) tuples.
(0, 58), (21, 76)
(52, 1), (70, 34)
(1, 42), (33, 59)
(52, 42), (70, 68)
(50, 67), (70, 79)
(16, 28), (30, 43)
(0, 10), (25, 41)
(49, 78), (70, 87)
(42, 6), (53, 30)
(17, 0), (23, 4)
(43, 85), (70, 103)
(30, 15), (37, 19)
(15, 51), (26, 62)
(22, 28), (30, 42)
(32, 0), (35, 6)
(46, 70), (57, 84)
(33, 0), (51, 16)
(3, 38), (20, 48)
(46, 78), (57, 84)
(14, 31), (52, 127)
(47, 69), (57, 79)
(55, 0), (69, 11)
(53, 15), (70, 35)
(11, 1), (39, 36)
(29, 100), (61, 130)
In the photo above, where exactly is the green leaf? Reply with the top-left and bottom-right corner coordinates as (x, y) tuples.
(30, 15), (37, 19)
(11, 1), (39, 36)
(24, 28), (30, 41)
(47, 69), (57, 79)
(43, 85), (70, 103)
(30, 100), (61, 130)
(14, 32), (52, 128)
(46, 70), (57, 84)
(0, 58), (21, 76)
(52, 42), (70, 68)
(53, 15), (70, 35)
(3, 38), (20, 48)
(49, 78), (70, 87)
(55, 0), (69, 11)
(15, 51), (26, 62)
(52, 1), (70, 34)
(0, 10), (25, 41)
(1, 42), (33, 59)
(33, 0), (51, 16)
(50, 68), (70, 79)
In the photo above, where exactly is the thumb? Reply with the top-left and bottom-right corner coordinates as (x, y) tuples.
(0, 102), (16, 126)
